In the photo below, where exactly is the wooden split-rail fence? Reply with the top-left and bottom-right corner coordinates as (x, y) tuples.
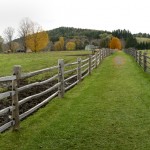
(0, 49), (112, 133)
(125, 49), (150, 72)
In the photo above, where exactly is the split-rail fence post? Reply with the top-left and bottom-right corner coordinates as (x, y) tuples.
(77, 58), (82, 82)
(95, 52), (98, 68)
(106, 49), (108, 56)
(12, 65), (21, 131)
(143, 52), (147, 72)
(58, 59), (64, 98)
(104, 49), (106, 58)
(98, 50), (101, 64)
(135, 50), (138, 62)
(89, 55), (92, 75)
(101, 50), (104, 60)
(139, 51), (142, 66)
(99, 50), (101, 63)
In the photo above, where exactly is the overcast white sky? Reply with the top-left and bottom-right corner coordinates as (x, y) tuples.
(0, 0), (150, 38)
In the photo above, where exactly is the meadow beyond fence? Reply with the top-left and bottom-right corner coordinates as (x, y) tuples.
(0, 49), (112, 133)
(124, 49), (150, 72)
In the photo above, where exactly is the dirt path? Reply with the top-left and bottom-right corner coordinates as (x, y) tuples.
(114, 56), (126, 65)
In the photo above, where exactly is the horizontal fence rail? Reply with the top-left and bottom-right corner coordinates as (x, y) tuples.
(124, 48), (149, 72)
(0, 49), (112, 133)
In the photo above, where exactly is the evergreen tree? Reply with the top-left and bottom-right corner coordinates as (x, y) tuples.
(125, 37), (138, 48)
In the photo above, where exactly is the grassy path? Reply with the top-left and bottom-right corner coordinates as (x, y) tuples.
(1, 52), (150, 150)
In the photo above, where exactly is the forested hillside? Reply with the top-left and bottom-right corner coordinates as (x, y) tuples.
(47, 27), (150, 50)
(1, 25), (150, 53)
(47, 27), (111, 42)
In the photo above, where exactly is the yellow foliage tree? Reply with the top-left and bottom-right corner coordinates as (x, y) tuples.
(26, 31), (49, 52)
(66, 42), (76, 50)
(54, 41), (61, 51)
(109, 37), (122, 50)
(59, 37), (64, 50)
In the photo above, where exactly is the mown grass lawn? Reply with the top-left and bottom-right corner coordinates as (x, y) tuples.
(0, 51), (91, 76)
(1, 52), (150, 150)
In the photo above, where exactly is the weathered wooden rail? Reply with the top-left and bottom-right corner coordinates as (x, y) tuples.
(0, 49), (112, 133)
(124, 49), (150, 72)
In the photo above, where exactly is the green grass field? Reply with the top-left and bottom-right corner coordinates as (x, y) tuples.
(139, 49), (150, 53)
(0, 51), (91, 77)
(136, 37), (150, 43)
(1, 52), (150, 149)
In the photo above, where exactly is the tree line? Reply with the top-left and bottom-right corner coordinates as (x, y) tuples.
(1, 18), (49, 53)
(0, 24), (150, 53)
(134, 33), (150, 38)
(49, 28), (150, 50)
(112, 29), (150, 50)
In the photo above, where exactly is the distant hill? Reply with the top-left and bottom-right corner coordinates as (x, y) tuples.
(47, 27), (111, 42)
(12, 27), (150, 51)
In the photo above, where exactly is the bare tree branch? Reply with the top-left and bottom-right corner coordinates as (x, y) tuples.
(3, 27), (15, 52)
(18, 18), (33, 52)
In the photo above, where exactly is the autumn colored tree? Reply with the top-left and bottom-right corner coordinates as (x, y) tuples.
(109, 37), (122, 50)
(54, 41), (61, 51)
(75, 38), (83, 49)
(59, 37), (64, 50)
(26, 30), (49, 52)
(53, 37), (64, 51)
(66, 42), (76, 50)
